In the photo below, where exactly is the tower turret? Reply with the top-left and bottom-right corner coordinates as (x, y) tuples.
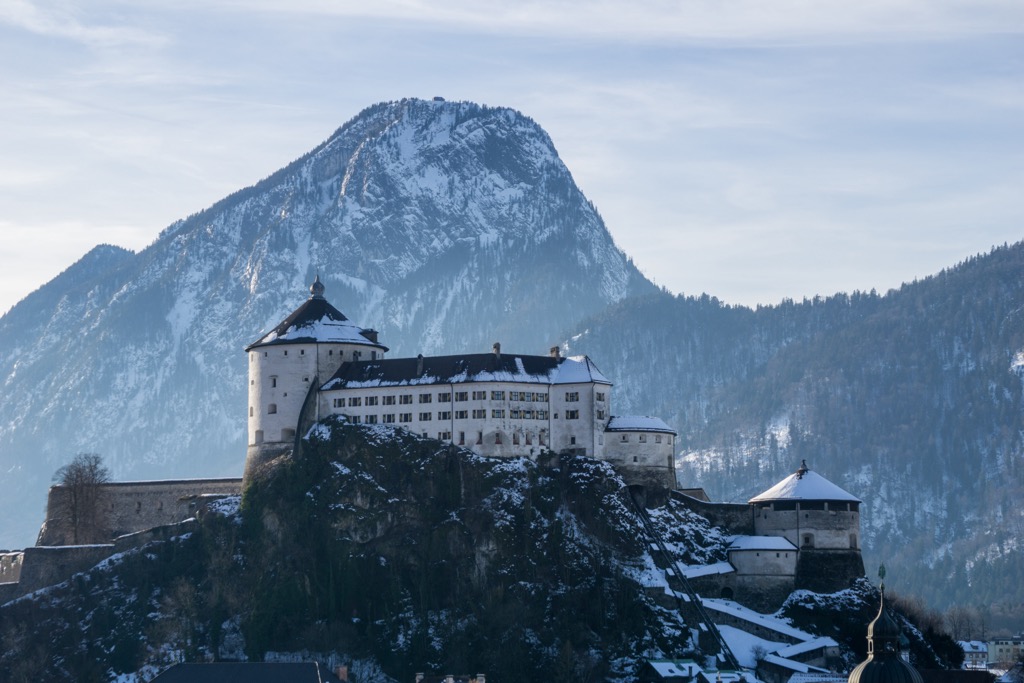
(243, 276), (387, 483)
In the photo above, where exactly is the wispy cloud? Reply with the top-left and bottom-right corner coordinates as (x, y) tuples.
(0, 0), (166, 47)
(220, 0), (1024, 42)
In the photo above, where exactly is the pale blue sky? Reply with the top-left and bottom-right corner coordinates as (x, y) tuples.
(1, 0), (1022, 314)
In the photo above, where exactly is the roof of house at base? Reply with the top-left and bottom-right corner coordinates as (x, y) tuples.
(644, 659), (703, 679)
(749, 460), (860, 504)
(960, 641), (988, 653)
(321, 352), (611, 390)
(151, 662), (342, 682)
(727, 535), (797, 551)
(245, 276), (388, 352)
(605, 415), (676, 434)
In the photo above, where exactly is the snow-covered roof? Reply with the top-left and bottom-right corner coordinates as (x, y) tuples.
(605, 415), (676, 434)
(727, 535), (797, 552)
(245, 283), (387, 351)
(775, 637), (839, 658)
(701, 598), (818, 642)
(321, 352), (612, 390)
(749, 462), (860, 504)
(647, 660), (702, 678)
(960, 641), (988, 653)
(681, 561), (735, 579)
(762, 654), (829, 674)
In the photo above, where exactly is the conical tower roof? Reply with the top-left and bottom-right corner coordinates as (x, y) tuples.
(750, 460), (860, 504)
(245, 277), (388, 352)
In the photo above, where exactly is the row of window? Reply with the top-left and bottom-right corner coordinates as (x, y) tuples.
(342, 408), (557, 422)
(252, 349), (379, 360)
(618, 433), (669, 444)
(329, 390), (560, 407)
(407, 430), (548, 447)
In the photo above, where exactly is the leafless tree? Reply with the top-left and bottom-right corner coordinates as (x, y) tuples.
(52, 453), (110, 544)
(946, 605), (976, 641)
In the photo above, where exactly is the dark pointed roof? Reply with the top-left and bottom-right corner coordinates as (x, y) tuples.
(246, 278), (388, 352)
(321, 352), (610, 390)
(848, 587), (923, 683)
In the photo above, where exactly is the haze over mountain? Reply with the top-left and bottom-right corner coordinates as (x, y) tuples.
(0, 98), (1020, 630)
(565, 245), (1024, 626)
(0, 99), (653, 548)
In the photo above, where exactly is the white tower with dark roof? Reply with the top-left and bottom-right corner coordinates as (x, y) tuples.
(243, 276), (388, 483)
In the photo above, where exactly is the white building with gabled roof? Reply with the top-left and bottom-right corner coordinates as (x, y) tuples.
(244, 277), (678, 489)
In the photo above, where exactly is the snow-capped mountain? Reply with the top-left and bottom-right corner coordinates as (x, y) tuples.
(0, 99), (654, 548)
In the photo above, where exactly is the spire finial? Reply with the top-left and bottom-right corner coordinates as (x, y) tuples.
(310, 273), (325, 299)
(797, 459), (809, 479)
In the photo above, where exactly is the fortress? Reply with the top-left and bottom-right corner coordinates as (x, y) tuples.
(244, 275), (677, 490)
(1, 277), (863, 610)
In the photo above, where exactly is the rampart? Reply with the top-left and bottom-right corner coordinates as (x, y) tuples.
(671, 490), (754, 535)
(38, 478), (242, 546)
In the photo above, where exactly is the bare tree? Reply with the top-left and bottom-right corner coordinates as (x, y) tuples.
(52, 453), (110, 544)
(946, 605), (975, 641)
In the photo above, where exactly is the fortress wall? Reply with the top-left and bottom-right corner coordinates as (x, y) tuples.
(753, 507), (859, 549)
(16, 544), (115, 593)
(794, 549), (865, 592)
(0, 551), (23, 583)
(671, 491), (754, 535)
(39, 478), (242, 545)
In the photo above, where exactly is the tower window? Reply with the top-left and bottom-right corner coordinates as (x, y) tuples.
(271, 376), (277, 388)
(268, 404), (277, 414)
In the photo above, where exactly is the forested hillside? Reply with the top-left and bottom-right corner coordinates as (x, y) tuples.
(568, 243), (1024, 627)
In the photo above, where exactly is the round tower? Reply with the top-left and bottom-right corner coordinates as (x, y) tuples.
(750, 460), (865, 592)
(749, 460), (861, 550)
(243, 276), (388, 483)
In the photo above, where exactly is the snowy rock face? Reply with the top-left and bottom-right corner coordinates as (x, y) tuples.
(0, 99), (653, 547)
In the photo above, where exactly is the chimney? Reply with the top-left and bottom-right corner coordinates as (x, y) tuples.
(492, 342), (501, 358)
(362, 329), (378, 343)
(335, 665), (349, 681)
(549, 346), (560, 359)
(416, 354), (424, 376)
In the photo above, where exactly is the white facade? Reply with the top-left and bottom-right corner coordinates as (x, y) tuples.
(244, 279), (678, 489)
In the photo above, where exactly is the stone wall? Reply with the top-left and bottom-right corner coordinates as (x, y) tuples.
(16, 544), (116, 593)
(38, 478), (241, 546)
(794, 549), (865, 592)
(671, 491), (754, 535)
(0, 551), (22, 583)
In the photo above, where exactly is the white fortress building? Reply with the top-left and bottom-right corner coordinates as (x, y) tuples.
(244, 277), (677, 489)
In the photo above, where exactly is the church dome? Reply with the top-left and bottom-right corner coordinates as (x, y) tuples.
(848, 588), (923, 683)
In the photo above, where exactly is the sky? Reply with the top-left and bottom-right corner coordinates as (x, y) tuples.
(1, 0), (1022, 314)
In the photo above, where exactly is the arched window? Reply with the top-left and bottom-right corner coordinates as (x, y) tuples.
(802, 533), (815, 548)
(282, 428), (296, 441)
(850, 534), (858, 549)
(254, 430), (264, 444)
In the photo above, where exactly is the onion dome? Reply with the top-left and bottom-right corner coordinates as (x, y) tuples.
(310, 273), (325, 299)
(848, 587), (923, 683)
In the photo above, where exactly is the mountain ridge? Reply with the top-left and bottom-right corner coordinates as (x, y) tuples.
(0, 98), (653, 549)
